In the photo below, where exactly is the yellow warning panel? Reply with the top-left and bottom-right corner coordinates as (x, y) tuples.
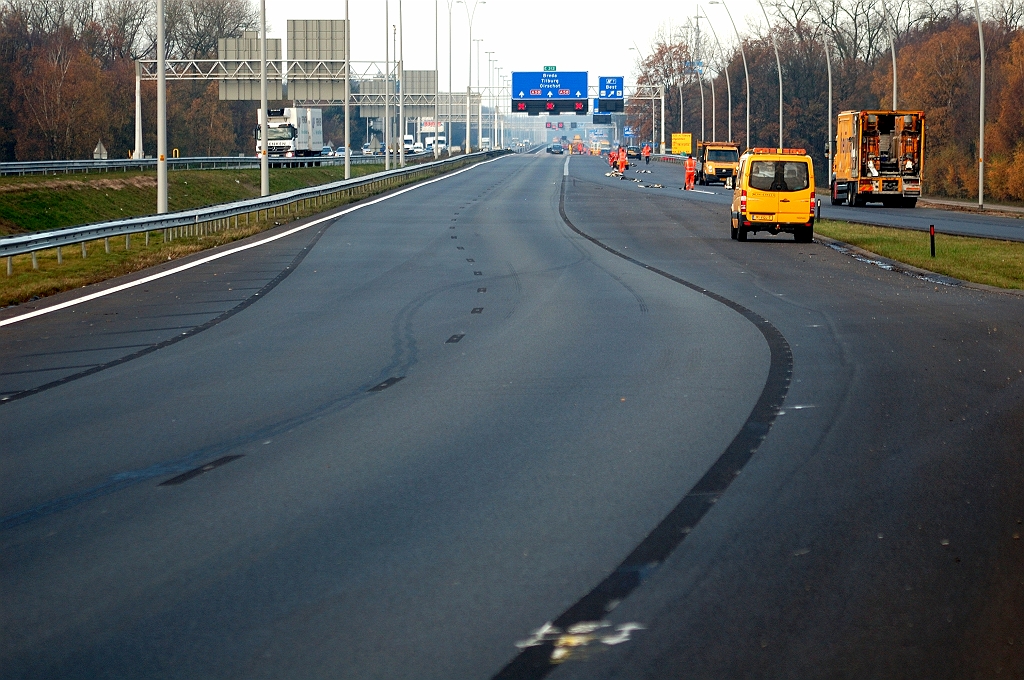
(671, 132), (692, 156)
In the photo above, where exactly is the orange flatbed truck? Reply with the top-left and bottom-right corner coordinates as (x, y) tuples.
(830, 110), (924, 208)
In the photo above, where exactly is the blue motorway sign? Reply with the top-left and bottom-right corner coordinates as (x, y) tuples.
(512, 71), (588, 99)
(598, 77), (624, 99)
(624, 126), (635, 137)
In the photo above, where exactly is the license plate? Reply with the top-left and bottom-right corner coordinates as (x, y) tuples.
(751, 214), (775, 221)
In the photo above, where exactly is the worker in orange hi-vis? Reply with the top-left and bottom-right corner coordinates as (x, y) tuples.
(608, 149), (617, 170)
(617, 147), (628, 174)
(684, 153), (697, 190)
(642, 143), (652, 165)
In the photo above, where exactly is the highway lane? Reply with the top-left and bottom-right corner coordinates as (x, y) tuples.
(0, 154), (771, 677)
(650, 157), (1024, 241)
(540, 156), (1024, 678)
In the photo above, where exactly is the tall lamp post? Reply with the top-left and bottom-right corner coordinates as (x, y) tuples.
(880, 0), (897, 107)
(446, 0), (455, 156)
(710, 0), (749, 149)
(757, 0), (784, 150)
(434, 0), (440, 158)
(700, 5), (731, 143)
(344, 0), (351, 178)
(973, 0), (985, 207)
(258, 0), (268, 197)
(485, 50), (494, 145)
(457, 1), (485, 154)
(156, 0), (168, 211)
(807, 0), (834, 180)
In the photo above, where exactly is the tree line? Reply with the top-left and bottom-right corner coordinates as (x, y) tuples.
(629, 0), (1024, 201)
(0, 0), (362, 162)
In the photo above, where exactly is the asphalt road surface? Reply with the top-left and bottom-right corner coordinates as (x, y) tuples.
(1, 154), (1022, 679)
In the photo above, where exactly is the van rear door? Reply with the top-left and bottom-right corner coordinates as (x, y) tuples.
(774, 160), (812, 224)
(746, 160), (779, 222)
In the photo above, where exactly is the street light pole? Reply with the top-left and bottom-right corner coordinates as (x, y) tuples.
(384, 2), (390, 170)
(157, 0), (168, 211)
(700, 6), (730, 142)
(808, 0), (833, 179)
(758, 0), (784, 150)
(711, 0), (749, 148)
(973, 0), (985, 208)
(457, 1), (485, 154)
(399, 0), (405, 167)
(344, 0), (351, 178)
(880, 0), (897, 108)
(434, 0), (440, 158)
(257, 0), (268, 197)
(485, 50), (494, 145)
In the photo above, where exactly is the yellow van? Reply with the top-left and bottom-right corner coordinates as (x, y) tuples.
(731, 148), (815, 243)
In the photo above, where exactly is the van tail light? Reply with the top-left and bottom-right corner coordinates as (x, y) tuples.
(811, 190), (816, 217)
(740, 190), (747, 215)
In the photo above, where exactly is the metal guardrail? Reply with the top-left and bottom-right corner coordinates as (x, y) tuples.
(0, 152), (432, 177)
(1, 151), (506, 261)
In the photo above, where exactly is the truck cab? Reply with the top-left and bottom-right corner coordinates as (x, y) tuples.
(731, 147), (815, 243)
(697, 142), (741, 187)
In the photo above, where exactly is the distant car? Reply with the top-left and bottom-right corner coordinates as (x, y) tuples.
(548, 143), (563, 155)
(320, 146), (334, 156)
(336, 146), (345, 156)
(626, 145), (641, 159)
(413, 142), (424, 154)
(361, 143), (372, 156)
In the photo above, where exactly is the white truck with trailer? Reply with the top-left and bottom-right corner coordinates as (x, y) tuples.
(255, 107), (324, 158)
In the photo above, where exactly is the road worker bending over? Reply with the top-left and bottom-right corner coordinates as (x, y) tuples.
(617, 147), (629, 175)
(684, 153), (696, 190)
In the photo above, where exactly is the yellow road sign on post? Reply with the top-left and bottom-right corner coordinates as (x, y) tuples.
(671, 133), (692, 156)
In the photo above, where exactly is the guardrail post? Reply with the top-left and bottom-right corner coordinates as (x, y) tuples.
(145, 231), (150, 246)
(104, 237), (110, 254)
(6, 256), (11, 276)
(31, 251), (38, 269)
(57, 246), (62, 264)
(82, 242), (87, 258)
(125, 234), (130, 250)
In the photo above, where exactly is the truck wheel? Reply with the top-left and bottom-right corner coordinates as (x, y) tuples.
(737, 227), (748, 242)
(795, 226), (813, 243)
(902, 197), (917, 208)
(849, 184), (865, 207)
(830, 181), (843, 205)
(731, 221), (738, 240)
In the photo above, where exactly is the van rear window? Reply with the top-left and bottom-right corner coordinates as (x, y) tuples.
(749, 160), (809, 192)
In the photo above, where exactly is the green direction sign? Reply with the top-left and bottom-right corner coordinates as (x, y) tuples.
(543, 65), (556, 72)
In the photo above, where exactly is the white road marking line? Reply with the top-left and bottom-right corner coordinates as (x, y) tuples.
(563, 156), (570, 176)
(1, 156), (508, 328)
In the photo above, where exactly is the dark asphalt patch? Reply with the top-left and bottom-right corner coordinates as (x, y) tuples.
(446, 334), (465, 344)
(493, 173), (793, 679)
(471, 308), (483, 314)
(368, 376), (406, 392)
(158, 455), (245, 486)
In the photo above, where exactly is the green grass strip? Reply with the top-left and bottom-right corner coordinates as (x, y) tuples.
(0, 164), (384, 235)
(815, 219), (1024, 290)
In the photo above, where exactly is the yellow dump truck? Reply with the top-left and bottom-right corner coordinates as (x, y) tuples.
(696, 142), (741, 187)
(830, 110), (924, 208)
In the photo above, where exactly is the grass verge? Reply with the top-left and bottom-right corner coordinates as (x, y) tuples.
(1, 157), (482, 307)
(815, 218), (1024, 290)
(0, 163), (385, 235)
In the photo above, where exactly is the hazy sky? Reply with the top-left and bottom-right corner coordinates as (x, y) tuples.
(266, 0), (768, 92)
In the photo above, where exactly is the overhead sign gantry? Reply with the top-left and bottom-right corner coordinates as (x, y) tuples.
(598, 76), (624, 113)
(511, 70), (588, 115)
